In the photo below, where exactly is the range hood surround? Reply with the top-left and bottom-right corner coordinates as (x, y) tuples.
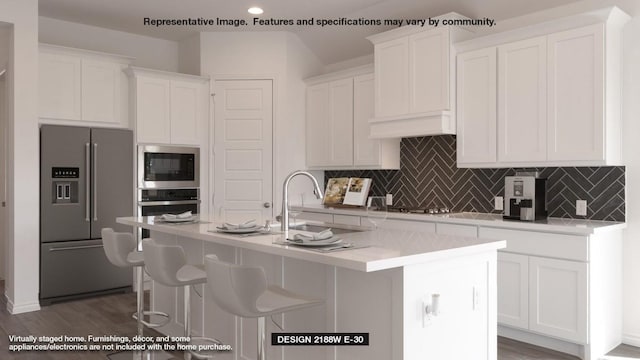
(367, 13), (472, 139)
(368, 110), (455, 139)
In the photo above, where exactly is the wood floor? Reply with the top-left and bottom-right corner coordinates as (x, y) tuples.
(1, 280), (639, 359)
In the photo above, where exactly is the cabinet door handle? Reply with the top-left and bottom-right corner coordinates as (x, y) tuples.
(93, 143), (98, 221)
(85, 143), (90, 222)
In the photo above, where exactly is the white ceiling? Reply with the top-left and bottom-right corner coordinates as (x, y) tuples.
(39, 0), (583, 65)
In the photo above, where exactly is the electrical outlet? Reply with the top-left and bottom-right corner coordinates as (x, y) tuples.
(494, 196), (504, 211)
(576, 200), (587, 216)
(386, 194), (393, 206)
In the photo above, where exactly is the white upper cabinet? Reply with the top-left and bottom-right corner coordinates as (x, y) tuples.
(39, 52), (82, 121)
(456, 47), (497, 164)
(305, 66), (400, 170)
(170, 80), (205, 146)
(39, 44), (131, 127)
(456, 8), (629, 167)
(374, 37), (409, 118)
(410, 28), (450, 113)
(328, 78), (354, 166)
(368, 19), (470, 139)
(497, 36), (547, 163)
(306, 82), (330, 166)
(128, 67), (209, 146)
(81, 60), (123, 124)
(547, 24), (605, 162)
(134, 76), (171, 144)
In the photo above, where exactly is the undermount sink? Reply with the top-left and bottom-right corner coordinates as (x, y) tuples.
(288, 223), (363, 235)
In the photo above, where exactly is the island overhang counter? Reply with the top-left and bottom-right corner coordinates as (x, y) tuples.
(117, 216), (506, 360)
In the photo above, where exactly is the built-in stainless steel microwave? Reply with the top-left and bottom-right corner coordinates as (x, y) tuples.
(137, 145), (199, 189)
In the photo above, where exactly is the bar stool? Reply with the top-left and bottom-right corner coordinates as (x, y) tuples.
(142, 238), (220, 359)
(101, 228), (170, 336)
(204, 254), (324, 360)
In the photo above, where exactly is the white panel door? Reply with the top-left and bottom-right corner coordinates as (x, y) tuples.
(39, 52), (82, 120)
(305, 83), (329, 167)
(410, 28), (449, 113)
(328, 78), (353, 166)
(498, 37), (547, 162)
(170, 80), (202, 145)
(353, 73), (379, 166)
(529, 256), (588, 343)
(456, 47), (497, 164)
(81, 59), (121, 124)
(135, 76), (171, 144)
(497, 252), (529, 329)
(547, 24), (605, 161)
(214, 79), (273, 224)
(374, 37), (409, 117)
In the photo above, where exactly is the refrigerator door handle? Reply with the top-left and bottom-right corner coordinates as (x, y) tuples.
(93, 143), (98, 221)
(49, 244), (104, 252)
(85, 142), (90, 222)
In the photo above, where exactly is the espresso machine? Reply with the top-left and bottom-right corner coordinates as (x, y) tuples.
(503, 172), (548, 221)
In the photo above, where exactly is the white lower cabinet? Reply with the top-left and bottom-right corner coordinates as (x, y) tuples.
(497, 252), (588, 344)
(483, 225), (621, 360)
(497, 252), (529, 329)
(528, 256), (588, 344)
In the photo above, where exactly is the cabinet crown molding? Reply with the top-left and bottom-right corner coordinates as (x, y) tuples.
(126, 66), (210, 82)
(366, 12), (473, 44)
(39, 43), (134, 64)
(455, 6), (630, 53)
(304, 64), (373, 86)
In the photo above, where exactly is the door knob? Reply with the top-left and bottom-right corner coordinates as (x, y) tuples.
(263, 202), (271, 208)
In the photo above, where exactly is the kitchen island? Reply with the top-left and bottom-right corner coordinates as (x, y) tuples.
(117, 216), (506, 360)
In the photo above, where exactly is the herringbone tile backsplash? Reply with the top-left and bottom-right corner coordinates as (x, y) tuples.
(325, 135), (625, 222)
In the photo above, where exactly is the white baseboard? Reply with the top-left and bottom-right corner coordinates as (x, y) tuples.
(6, 297), (41, 314)
(622, 333), (640, 347)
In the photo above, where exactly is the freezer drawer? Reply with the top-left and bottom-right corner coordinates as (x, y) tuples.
(40, 239), (132, 303)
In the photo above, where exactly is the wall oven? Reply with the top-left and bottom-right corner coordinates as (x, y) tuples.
(138, 145), (199, 189)
(138, 188), (200, 238)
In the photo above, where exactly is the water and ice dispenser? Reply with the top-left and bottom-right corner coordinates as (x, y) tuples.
(51, 167), (79, 204)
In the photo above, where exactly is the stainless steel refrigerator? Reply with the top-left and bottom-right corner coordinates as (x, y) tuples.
(40, 125), (133, 304)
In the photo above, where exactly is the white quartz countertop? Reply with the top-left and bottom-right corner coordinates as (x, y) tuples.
(297, 205), (626, 235)
(116, 216), (506, 272)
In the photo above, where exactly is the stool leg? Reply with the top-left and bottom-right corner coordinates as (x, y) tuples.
(184, 285), (192, 360)
(257, 316), (266, 360)
(136, 266), (144, 337)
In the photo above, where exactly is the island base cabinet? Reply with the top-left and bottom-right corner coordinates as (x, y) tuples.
(147, 230), (498, 360)
(401, 251), (497, 360)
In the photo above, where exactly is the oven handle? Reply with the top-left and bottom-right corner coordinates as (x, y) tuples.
(138, 200), (201, 206)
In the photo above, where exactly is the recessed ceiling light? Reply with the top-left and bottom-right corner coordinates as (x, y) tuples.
(248, 7), (264, 15)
